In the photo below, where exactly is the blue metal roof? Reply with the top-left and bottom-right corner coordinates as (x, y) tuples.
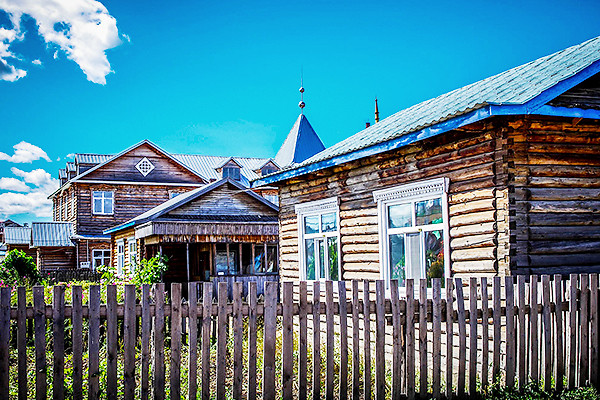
(31, 222), (74, 247)
(253, 35), (600, 186)
(3, 226), (31, 245)
(274, 114), (325, 167)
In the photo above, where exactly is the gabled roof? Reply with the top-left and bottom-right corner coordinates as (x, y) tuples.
(215, 157), (243, 169)
(75, 154), (111, 164)
(171, 154), (270, 185)
(253, 35), (600, 186)
(66, 162), (76, 172)
(274, 114), (325, 167)
(31, 222), (74, 247)
(3, 226), (31, 245)
(103, 178), (279, 234)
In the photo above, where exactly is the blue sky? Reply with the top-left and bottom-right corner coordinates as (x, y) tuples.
(0, 0), (600, 224)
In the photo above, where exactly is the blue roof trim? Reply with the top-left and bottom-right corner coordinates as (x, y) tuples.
(103, 221), (135, 235)
(532, 105), (600, 120)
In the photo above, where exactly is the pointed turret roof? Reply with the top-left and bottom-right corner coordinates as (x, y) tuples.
(275, 114), (325, 167)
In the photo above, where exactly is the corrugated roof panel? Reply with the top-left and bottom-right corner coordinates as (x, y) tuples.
(4, 227), (31, 245)
(66, 162), (76, 172)
(75, 154), (112, 164)
(31, 222), (74, 247)
(172, 154), (268, 182)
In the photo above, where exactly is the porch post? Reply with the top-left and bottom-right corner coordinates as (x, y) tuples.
(239, 243), (243, 275)
(226, 243), (230, 273)
(251, 244), (256, 274)
(264, 243), (268, 271)
(186, 242), (190, 282)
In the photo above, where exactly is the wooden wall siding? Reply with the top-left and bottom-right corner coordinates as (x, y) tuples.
(75, 183), (195, 235)
(149, 233), (278, 244)
(53, 187), (78, 226)
(507, 117), (600, 274)
(277, 115), (600, 279)
(37, 247), (75, 270)
(7, 245), (37, 261)
(548, 74), (600, 109)
(167, 183), (277, 218)
(83, 143), (203, 184)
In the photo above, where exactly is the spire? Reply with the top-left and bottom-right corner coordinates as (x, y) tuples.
(375, 97), (380, 123)
(299, 74), (305, 114)
(275, 114), (325, 167)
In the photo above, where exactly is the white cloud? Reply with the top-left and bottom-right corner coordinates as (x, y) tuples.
(0, 141), (51, 163)
(32, 59), (41, 65)
(66, 153), (75, 159)
(0, 0), (123, 84)
(0, 167), (59, 219)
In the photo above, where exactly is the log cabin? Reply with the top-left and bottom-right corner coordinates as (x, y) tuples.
(252, 36), (600, 287)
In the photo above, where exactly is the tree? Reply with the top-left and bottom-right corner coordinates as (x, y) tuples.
(0, 249), (40, 286)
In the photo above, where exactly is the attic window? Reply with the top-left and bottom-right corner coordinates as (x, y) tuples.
(223, 166), (241, 181)
(261, 165), (278, 176)
(136, 157), (155, 177)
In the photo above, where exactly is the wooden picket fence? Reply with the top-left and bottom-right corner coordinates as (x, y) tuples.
(0, 274), (599, 399)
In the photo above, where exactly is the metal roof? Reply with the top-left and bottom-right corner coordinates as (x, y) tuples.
(171, 154), (269, 185)
(3, 227), (31, 245)
(31, 222), (74, 247)
(274, 114), (325, 167)
(253, 35), (600, 186)
(75, 154), (111, 164)
(58, 169), (66, 179)
(66, 162), (76, 172)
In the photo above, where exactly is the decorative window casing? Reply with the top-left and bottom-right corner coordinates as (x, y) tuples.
(92, 191), (114, 215)
(92, 249), (111, 270)
(128, 238), (137, 272)
(136, 157), (155, 176)
(116, 240), (125, 276)
(373, 178), (450, 289)
(295, 197), (341, 281)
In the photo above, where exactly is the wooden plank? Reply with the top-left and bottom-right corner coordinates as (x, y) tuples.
(419, 279), (428, 397)
(375, 280), (386, 400)
(141, 284), (151, 400)
(456, 278), (466, 398)
(469, 277), (477, 396)
(517, 275), (527, 389)
(123, 285), (137, 399)
(481, 277), (489, 389)
(492, 277), (501, 382)
(390, 280), (402, 400)
(233, 282), (244, 400)
(71, 286), (83, 400)
(530, 275), (539, 383)
(591, 274), (598, 388)
(17, 287), (28, 400)
(88, 285), (100, 400)
(201, 283), (213, 400)
(0, 287), (10, 400)
(555, 275), (565, 392)
(314, 281), (322, 400)
(338, 281), (349, 400)
(406, 279), (415, 400)
(154, 283), (166, 400)
(53, 285), (65, 400)
(217, 281), (228, 400)
(188, 282), (199, 400)
(363, 280), (372, 400)
(580, 274), (590, 387)
(432, 278), (442, 399)
(568, 274), (578, 389)
(542, 275), (553, 392)
(263, 281), (278, 400)
(298, 281), (308, 400)
(106, 285), (118, 399)
(281, 282), (294, 399)
(446, 278), (454, 400)
(505, 276), (516, 388)
(326, 281), (335, 400)
(351, 280), (360, 400)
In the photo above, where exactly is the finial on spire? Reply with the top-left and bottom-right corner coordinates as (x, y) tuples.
(299, 72), (305, 114)
(375, 97), (380, 123)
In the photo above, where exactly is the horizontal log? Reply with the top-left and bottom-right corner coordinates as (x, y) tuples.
(342, 262), (380, 273)
(528, 213), (600, 226)
(528, 187), (600, 201)
(451, 260), (496, 273)
(450, 210), (496, 227)
(341, 225), (379, 235)
(450, 233), (496, 249)
(528, 200), (600, 213)
(341, 243), (379, 254)
(528, 240), (600, 254)
(449, 198), (495, 216)
(340, 234), (380, 245)
(528, 253), (600, 267)
(343, 253), (380, 263)
(529, 177), (600, 188)
(450, 222), (496, 238)
(340, 216), (378, 228)
(529, 226), (600, 240)
(449, 188), (495, 204)
(529, 165), (600, 179)
(342, 271), (381, 281)
(339, 208), (378, 218)
(450, 247), (496, 262)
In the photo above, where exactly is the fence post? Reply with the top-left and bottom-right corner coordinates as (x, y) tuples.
(568, 274), (578, 389)
(233, 282), (244, 400)
(580, 274), (590, 387)
(481, 277), (489, 389)
(432, 278), (441, 400)
(124, 284), (137, 399)
(338, 281), (349, 400)
(298, 281), (308, 400)
(326, 281), (335, 400)
(313, 281), (322, 400)
(72, 286), (83, 400)
(455, 278), (466, 397)
(469, 277), (477, 396)
(106, 285), (118, 399)
(153, 283), (166, 400)
(590, 274), (598, 388)
(555, 274), (565, 392)
(17, 286), (28, 400)
(517, 275), (527, 390)
(390, 279), (402, 400)
(282, 281), (295, 400)
(0, 287), (11, 399)
(141, 284), (151, 400)
(53, 285), (65, 400)
(406, 279), (415, 400)
(201, 282), (213, 400)
(530, 275), (539, 384)
(351, 280), (361, 400)
(216, 282), (228, 400)
(263, 281), (278, 400)
(445, 278), (454, 400)
(505, 276), (516, 388)
(363, 280), (372, 400)
(88, 285), (101, 400)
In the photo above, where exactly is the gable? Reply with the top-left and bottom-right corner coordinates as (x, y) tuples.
(548, 72), (600, 109)
(82, 143), (205, 184)
(166, 182), (277, 218)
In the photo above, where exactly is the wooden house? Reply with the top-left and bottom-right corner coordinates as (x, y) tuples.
(2, 226), (35, 260)
(252, 36), (600, 286)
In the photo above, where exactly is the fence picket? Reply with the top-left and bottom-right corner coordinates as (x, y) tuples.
(492, 277), (501, 381)
(88, 285), (100, 400)
(406, 279), (415, 400)
(517, 275), (527, 389)
(542, 275), (553, 392)
(298, 281), (308, 400)
(141, 284), (151, 400)
(580, 274), (590, 387)
(314, 281), (322, 400)
(591, 274), (599, 388)
(390, 280), (402, 400)
(0, 287), (10, 400)
(446, 278), (454, 400)
(217, 282), (228, 400)
(326, 281), (335, 400)
(17, 287), (28, 400)
(432, 279), (441, 399)
(153, 283), (166, 400)
(530, 275), (539, 383)
(201, 282), (213, 400)
(188, 282), (198, 400)
(505, 276), (516, 388)
(481, 277), (489, 389)
(338, 281), (349, 400)
(53, 285), (65, 400)
(263, 281), (278, 400)
(123, 285), (137, 399)
(282, 281), (294, 400)
(455, 278), (466, 397)
(106, 285), (118, 399)
(351, 280), (360, 400)
(469, 277), (477, 396)
(233, 282), (244, 400)
(363, 280), (371, 400)
(568, 274), (578, 389)
(555, 275), (565, 392)
(419, 279), (428, 396)
(72, 286), (83, 400)
(375, 280), (386, 400)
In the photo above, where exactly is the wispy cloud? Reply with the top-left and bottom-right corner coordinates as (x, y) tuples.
(0, 166), (59, 218)
(0, 177), (30, 192)
(0, 141), (51, 163)
(0, 0), (124, 84)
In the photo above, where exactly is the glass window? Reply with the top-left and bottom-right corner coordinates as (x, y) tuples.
(415, 198), (443, 225)
(222, 166), (241, 181)
(305, 239), (316, 280)
(321, 212), (337, 233)
(388, 203), (412, 228)
(215, 244), (238, 275)
(92, 249), (110, 270)
(128, 239), (137, 272)
(304, 215), (319, 234)
(261, 166), (278, 176)
(92, 191), (113, 214)
(117, 242), (125, 275)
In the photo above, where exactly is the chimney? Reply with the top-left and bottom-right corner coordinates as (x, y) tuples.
(365, 122), (371, 128)
(375, 98), (380, 123)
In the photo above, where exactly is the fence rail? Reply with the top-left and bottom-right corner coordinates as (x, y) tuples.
(1, 274), (599, 399)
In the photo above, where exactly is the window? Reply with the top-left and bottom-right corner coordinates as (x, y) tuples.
(222, 166), (241, 181)
(92, 249), (111, 270)
(373, 178), (450, 289)
(295, 197), (340, 281)
(252, 244), (278, 274)
(261, 165), (278, 176)
(92, 191), (114, 215)
(128, 238), (137, 272)
(215, 243), (238, 275)
(116, 240), (125, 275)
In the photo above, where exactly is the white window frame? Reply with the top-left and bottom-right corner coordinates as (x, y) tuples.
(295, 197), (341, 281)
(127, 237), (137, 273)
(92, 191), (114, 215)
(116, 239), (125, 276)
(92, 249), (111, 270)
(373, 177), (450, 289)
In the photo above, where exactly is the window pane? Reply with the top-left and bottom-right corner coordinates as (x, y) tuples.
(105, 191), (113, 199)
(104, 198), (113, 214)
(92, 191), (101, 199)
(389, 234), (405, 286)
(254, 245), (265, 273)
(304, 215), (319, 234)
(321, 212), (337, 233)
(266, 246), (277, 273)
(93, 198), (102, 213)
(318, 239), (325, 280)
(415, 198), (443, 225)
(305, 239), (315, 280)
(327, 236), (339, 281)
(388, 203), (412, 228)
(425, 230), (445, 286)
(406, 232), (422, 281)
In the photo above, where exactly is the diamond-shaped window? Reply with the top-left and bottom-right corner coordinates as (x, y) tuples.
(136, 157), (155, 177)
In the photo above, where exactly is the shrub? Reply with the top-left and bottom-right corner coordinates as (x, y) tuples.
(96, 254), (168, 286)
(0, 249), (40, 286)
(482, 380), (600, 400)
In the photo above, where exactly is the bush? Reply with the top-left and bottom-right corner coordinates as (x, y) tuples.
(482, 380), (600, 400)
(0, 249), (40, 286)
(97, 255), (168, 286)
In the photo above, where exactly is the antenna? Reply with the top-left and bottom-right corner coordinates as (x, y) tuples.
(299, 68), (305, 114)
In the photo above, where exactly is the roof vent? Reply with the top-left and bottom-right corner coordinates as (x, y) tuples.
(136, 157), (155, 177)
